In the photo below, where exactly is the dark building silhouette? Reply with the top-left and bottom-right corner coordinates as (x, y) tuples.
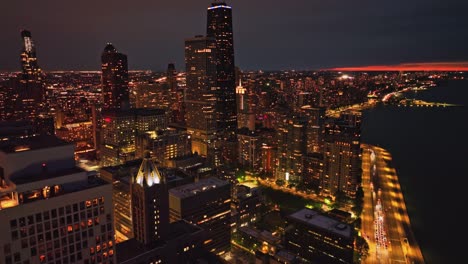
(101, 43), (129, 109)
(14, 30), (45, 119)
(285, 208), (354, 264)
(207, 2), (237, 132)
(169, 177), (232, 255)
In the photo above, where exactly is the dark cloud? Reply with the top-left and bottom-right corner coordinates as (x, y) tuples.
(1, 0), (467, 71)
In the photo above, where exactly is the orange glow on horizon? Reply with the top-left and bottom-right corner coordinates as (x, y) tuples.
(329, 62), (468, 71)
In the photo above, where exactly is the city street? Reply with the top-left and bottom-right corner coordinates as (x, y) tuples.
(362, 144), (425, 264)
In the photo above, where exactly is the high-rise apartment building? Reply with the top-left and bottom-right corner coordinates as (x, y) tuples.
(0, 135), (115, 264)
(101, 44), (129, 110)
(322, 112), (362, 197)
(169, 177), (231, 255)
(207, 1), (237, 132)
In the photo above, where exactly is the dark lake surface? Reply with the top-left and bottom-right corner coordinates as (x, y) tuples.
(362, 79), (468, 264)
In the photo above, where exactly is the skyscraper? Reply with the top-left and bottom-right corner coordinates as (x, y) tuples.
(131, 154), (169, 245)
(20, 30), (43, 86)
(184, 35), (220, 165)
(101, 43), (129, 109)
(207, 1), (237, 132)
(16, 30), (45, 119)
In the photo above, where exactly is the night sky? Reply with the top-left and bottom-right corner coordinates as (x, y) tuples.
(2, 0), (468, 71)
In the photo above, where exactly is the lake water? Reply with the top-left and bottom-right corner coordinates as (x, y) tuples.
(362, 78), (468, 264)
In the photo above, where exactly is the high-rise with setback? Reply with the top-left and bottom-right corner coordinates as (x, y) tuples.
(207, 2), (237, 132)
(16, 30), (45, 119)
(101, 44), (129, 110)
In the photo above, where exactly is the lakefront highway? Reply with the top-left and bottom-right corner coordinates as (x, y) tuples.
(362, 144), (425, 264)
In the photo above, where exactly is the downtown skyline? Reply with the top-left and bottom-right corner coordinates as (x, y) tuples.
(2, 0), (468, 71)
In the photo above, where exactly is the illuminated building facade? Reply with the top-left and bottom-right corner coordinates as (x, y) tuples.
(276, 116), (308, 182)
(100, 159), (195, 244)
(169, 177), (231, 255)
(301, 106), (326, 154)
(285, 208), (354, 264)
(115, 157), (208, 264)
(236, 80), (255, 131)
(184, 36), (220, 166)
(135, 128), (191, 165)
(322, 112), (362, 197)
(0, 135), (116, 264)
(207, 2), (237, 132)
(237, 130), (261, 172)
(101, 43), (129, 110)
(232, 184), (261, 229)
(100, 108), (167, 166)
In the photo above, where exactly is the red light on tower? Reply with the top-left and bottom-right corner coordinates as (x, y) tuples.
(104, 117), (112, 123)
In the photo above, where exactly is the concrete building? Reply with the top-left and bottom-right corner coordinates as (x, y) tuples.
(285, 208), (354, 264)
(0, 135), (115, 264)
(169, 177), (231, 255)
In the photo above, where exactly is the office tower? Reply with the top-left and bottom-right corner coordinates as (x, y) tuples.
(184, 36), (220, 166)
(237, 130), (261, 172)
(207, 1), (237, 131)
(0, 135), (115, 264)
(285, 208), (354, 264)
(100, 108), (167, 166)
(131, 154), (169, 244)
(101, 43), (129, 109)
(19, 30), (43, 90)
(15, 30), (45, 119)
(322, 112), (362, 197)
(169, 177), (231, 255)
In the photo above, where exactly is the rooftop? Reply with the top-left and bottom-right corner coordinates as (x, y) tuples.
(169, 177), (229, 199)
(288, 208), (352, 238)
(0, 135), (71, 154)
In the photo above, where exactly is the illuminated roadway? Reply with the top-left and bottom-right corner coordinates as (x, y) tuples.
(362, 144), (425, 264)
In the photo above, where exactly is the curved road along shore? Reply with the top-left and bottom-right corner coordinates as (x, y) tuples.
(362, 144), (425, 264)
